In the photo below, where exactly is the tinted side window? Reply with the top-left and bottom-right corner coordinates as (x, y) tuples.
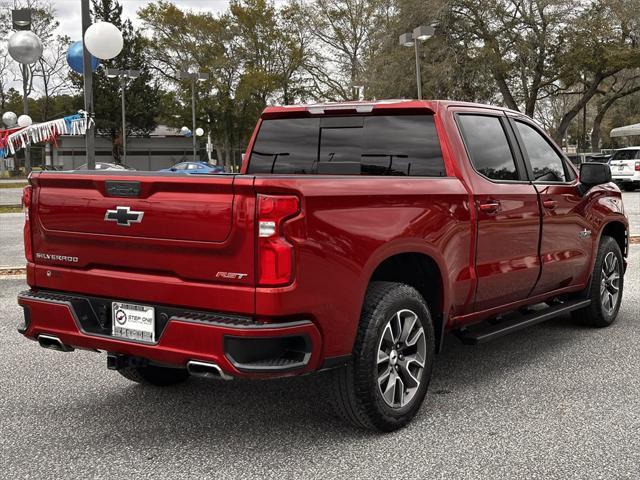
(363, 116), (445, 176)
(611, 149), (640, 161)
(249, 118), (319, 174)
(247, 115), (445, 176)
(458, 115), (520, 181)
(515, 121), (566, 182)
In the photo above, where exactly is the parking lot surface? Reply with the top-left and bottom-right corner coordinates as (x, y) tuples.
(0, 187), (22, 206)
(0, 247), (638, 479)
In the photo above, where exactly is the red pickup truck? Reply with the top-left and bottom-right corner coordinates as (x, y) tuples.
(18, 100), (627, 431)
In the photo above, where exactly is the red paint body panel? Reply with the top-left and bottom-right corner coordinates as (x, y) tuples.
(19, 100), (629, 378)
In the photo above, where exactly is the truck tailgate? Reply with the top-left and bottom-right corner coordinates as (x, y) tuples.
(28, 172), (256, 310)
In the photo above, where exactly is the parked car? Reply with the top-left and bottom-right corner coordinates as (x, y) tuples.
(74, 162), (135, 171)
(159, 161), (225, 174)
(609, 147), (640, 191)
(19, 100), (628, 431)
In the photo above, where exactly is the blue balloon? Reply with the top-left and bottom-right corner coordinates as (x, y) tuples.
(66, 41), (99, 74)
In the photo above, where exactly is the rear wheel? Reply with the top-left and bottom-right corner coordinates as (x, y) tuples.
(329, 281), (435, 431)
(622, 184), (637, 192)
(572, 236), (624, 327)
(118, 365), (190, 386)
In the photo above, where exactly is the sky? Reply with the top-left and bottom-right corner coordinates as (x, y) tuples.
(51, 0), (232, 40)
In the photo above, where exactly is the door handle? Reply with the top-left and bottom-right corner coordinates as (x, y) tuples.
(479, 200), (501, 214)
(543, 200), (557, 210)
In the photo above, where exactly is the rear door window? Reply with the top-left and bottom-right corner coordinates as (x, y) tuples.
(611, 150), (640, 161)
(248, 115), (446, 176)
(457, 114), (521, 181)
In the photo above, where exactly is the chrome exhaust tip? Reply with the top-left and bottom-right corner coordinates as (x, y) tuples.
(187, 360), (233, 380)
(37, 334), (74, 352)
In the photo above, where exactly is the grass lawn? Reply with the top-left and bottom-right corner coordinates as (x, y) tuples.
(0, 205), (22, 213)
(0, 182), (27, 189)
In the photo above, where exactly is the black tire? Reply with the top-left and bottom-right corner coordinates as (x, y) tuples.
(622, 184), (636, 192)
(117, 365), (190, 386)
(572, 236), (624, 327)
(328, 281), (435, 431)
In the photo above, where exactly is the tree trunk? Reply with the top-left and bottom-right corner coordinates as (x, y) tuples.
(552, 78), (602, 144)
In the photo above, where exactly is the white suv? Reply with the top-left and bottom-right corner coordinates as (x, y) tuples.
(610, 147), (640, 191)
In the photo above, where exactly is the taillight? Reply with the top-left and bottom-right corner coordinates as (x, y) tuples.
(635, 162), (640, 171)
(257, 194), (299, 286)
(22, 185), (33, 262)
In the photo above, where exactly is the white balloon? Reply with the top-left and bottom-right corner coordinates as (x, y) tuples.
(84, 22), (124, 60)
(2, 111), (17, 127)
(195, 128), (204, 137)
(17, 115), (33, 128)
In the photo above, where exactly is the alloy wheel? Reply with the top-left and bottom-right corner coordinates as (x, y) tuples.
(600, 251), (621, 315)
(376, 309), (426, 408)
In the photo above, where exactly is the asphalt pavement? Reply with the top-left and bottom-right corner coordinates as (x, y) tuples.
(0, 187), (23, 206)
(0, 213), (23, 268)
(0, 248), (638, 479)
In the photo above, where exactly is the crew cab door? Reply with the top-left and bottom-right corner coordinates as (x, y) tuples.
(509, 118), (593, 294)
(456, 112), (542, 312)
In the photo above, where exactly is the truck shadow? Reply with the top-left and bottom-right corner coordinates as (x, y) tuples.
(67, 312), (601, 444)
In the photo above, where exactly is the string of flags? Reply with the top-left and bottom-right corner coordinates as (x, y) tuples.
(0, 111), (93, 158)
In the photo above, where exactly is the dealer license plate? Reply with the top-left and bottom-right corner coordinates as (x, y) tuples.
(112, 302), (155, 342)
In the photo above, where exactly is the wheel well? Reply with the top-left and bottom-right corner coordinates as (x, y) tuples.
(370, 253), (445, 352)
(602, 221), (627, 257)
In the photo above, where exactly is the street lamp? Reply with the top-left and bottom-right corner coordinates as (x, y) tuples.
(178, 69), (209, 162)
(106, 68), (140, 165)
(10, 8), (38, 173)
(399, 25), (435, 100)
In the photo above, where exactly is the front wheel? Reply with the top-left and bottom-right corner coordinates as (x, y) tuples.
(572, 236), (624, 327)
(329, 281), (435, 431)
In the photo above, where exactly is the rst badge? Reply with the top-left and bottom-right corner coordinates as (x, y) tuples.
(104, 206), (144, 227)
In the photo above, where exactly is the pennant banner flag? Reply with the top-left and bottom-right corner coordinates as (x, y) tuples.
(1, 111), (93, 158)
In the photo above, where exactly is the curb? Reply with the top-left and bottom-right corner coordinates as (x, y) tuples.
(0, 267), (26, 276)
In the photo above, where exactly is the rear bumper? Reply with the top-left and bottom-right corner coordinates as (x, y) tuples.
(17, 290), (322, 379)
(612, 172), (640, 183)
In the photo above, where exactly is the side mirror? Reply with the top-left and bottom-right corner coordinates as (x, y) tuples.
(580, 162), (611, 193)
(170, 167), (177, 171)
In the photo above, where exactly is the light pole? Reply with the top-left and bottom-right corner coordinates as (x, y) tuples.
(80, 0), (96, 169)
(11, 9), (35, 173)
(178, 69), (209, 162)
(399, 25), (435, 100)
(106, 68), (140, 165)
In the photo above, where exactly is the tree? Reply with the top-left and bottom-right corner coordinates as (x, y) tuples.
(139, 0), (310, 169)
(35, 34), (72, 120)
(590, 72), (640, 150)
(0, 0), (60, 116)
(305, 0), (386, 100)
(550, 0), (640, 143)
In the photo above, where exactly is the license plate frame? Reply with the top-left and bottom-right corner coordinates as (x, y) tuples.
(112, 301), (156, 343)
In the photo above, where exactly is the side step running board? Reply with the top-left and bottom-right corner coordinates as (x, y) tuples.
(456, 299), (591, 345)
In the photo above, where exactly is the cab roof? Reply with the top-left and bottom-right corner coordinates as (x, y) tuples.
(261, 99), (522, 118)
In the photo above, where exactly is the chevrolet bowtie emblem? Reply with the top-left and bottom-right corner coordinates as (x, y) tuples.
(104, 206), (144, 227)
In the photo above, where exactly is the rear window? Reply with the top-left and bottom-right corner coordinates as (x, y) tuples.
(247, 115), (446, 176)
(611, 150), (640, 161)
